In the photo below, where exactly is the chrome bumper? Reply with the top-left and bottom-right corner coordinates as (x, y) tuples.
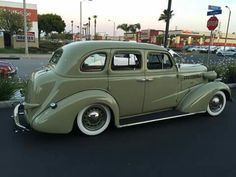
(13, 103), (30, 132)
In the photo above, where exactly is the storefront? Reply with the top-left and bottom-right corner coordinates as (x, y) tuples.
(168, 30), (236, 48)
(0, 0), (39, 48)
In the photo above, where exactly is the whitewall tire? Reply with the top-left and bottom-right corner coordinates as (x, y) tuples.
(207, 91), (226, 116)
(77, 104), (111, 136)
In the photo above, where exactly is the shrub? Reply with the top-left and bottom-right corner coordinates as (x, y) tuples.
(209, 63), (236, 83)
(0, 77), (19, 101)
(224, 64), (236, 83)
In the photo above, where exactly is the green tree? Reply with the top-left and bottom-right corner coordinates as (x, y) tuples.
(0, 9), (31, 36)
(158, 9), (174, 22)
(38, 14), (66, 38)
(117, 23), (141, 40)
(117, 23), (130, 33)
(129, 23), (141, 33)
(117, 23), (141, 33)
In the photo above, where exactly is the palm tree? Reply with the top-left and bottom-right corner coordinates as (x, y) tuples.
(117, 23), (141, 40)
(88, 17), (91, 40)
(93, 15), (97, 39)
(159, 8), (174, 47)
(128, 23), (141, 40)
(158, 9), (174, 22)
(116, 23), (130, 33)
(134, 23), (141, 31)
(129, 23), (141, 33)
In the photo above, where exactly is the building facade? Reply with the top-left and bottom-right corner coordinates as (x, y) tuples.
(0, 0), (39, 48)
(138, 29), (236, 48)
(168, 30), (236, 48)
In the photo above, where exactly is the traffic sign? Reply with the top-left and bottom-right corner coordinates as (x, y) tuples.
(208, 5), (221, 11)
(207, 16), (219, 31)
(207, 9), (222, 16)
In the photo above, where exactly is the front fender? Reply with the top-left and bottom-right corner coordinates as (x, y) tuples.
(177, 82), (231, 113)
(32, 90), (119, 133)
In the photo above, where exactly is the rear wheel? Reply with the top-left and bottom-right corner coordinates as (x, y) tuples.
(77, 104), (111, 136)
(207, 91), (226, 116)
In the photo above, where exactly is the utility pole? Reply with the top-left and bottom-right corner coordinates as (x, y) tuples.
(224, 6), (231, 52)
(23, 0), (29, 55)
(164, 0), (172, 48)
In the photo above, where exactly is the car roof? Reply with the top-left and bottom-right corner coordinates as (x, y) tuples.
(62, 41), (166, 51)
(55, 41), (168, 76)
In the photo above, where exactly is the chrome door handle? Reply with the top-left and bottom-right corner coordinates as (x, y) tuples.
(146, 78), (154, 81)
(136, 78), (146, 82)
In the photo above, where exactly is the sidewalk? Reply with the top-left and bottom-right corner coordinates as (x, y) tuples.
(0, 53), (51, 60)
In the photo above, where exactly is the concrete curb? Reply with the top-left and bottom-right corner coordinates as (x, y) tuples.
(0, 54), (51, 60)
(0, 57), (20, 60)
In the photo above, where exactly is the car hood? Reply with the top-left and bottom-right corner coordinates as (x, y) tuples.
(179, 64), (207, 72)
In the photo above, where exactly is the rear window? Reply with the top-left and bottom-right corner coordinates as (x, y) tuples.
(81, 53), (107, 72)
(49, 49), (63, 64)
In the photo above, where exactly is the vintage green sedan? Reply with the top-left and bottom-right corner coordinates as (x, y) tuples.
(14, 41), (232, 136)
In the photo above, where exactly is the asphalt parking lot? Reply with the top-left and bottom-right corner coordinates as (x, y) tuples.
(0, 88), (236, 177)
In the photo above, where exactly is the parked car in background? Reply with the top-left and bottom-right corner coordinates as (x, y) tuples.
(14, 41), (232, 136)
(167, 49), (183, 63)
(182, 45), (193, 51)
(216, 48), (236, 57)
(0, 61), (17, 78)
(198, 46), (218, 53)
(186, 46), (201, 52)
(198, 46), (208, 53)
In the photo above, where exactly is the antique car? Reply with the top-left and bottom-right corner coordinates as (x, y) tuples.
(13, 41), (232, 136)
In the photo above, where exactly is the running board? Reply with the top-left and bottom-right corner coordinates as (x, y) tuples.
(118, 110), (205, 128)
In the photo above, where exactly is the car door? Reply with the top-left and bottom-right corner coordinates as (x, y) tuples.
(143, 51), (179, 113)
(108, 49), (145, 117)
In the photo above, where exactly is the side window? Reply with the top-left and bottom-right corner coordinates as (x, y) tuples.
(147, 53), (172, 70)
(112, 52), (142, 71)
(49, 49), (63, 65)
(81, 53), (106, 72)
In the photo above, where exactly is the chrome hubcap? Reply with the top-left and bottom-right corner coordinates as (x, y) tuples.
(88, 111), (100, 119)
(209, 94), (223, 113)
(82, 106), (107, 131)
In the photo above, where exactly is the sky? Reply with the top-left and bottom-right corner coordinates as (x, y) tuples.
(2, 0), (236, 36)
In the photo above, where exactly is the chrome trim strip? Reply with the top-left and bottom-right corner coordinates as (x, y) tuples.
(13, 104), (30, 131)
(118, 111), (205, 128)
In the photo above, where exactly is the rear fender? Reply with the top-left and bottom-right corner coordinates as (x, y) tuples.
(32, 90), (119, 133)
(177, 82), (231, 113)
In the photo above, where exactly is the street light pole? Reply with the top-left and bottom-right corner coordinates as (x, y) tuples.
(224, 6), (231, 52)
(80, 1), (82, 40)
(23, 0), (28, 55)
(71, 20), (74, 40)
(80, 0), (92, 40)
(108, 19), (116, 40)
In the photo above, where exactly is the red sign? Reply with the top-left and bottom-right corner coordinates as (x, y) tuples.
(0, 6), (38, 22)
(207, 16), (218, 31)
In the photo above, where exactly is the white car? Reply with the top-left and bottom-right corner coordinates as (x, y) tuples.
(167, 49), (183, 63)
(186, 46), (201, 52)
(216, 48), (236, 57)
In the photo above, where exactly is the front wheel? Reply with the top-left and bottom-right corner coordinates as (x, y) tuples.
(207, 91), (226, 116)
(77, 104), (111, 136)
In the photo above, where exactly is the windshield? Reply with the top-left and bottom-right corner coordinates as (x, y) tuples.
(49, 49), (63, 65)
